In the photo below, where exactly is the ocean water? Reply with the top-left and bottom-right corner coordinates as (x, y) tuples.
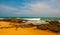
(0, 17), (60, 21)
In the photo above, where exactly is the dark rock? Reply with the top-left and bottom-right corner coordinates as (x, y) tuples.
(20, 23), (35, 28)
(36, 24), (48, 30)
(48, 27), (60, 33)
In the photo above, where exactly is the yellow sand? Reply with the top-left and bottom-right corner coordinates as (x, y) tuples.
(0, 21), (60, 35)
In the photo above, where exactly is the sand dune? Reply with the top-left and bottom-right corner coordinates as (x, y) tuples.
(0, 21), (60, 35)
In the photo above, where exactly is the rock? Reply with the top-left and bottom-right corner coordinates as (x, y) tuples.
(48, 27), (60, 33)
(49, 21), (60, 26)
(36, 24), (48, 30)
(47, 23), (60, 33)
(20, 23), (35, 28)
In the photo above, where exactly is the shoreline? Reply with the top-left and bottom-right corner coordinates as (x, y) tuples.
(0, 21), (60, 35)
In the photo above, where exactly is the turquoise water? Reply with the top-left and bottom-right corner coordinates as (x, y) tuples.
(41, 17), (60, 21)
(0, 17), (60, 21)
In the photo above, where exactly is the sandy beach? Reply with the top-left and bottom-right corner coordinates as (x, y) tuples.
(0, 21), (60, 35)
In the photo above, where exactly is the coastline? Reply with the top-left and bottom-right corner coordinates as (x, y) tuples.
(0, 21), (60, 35)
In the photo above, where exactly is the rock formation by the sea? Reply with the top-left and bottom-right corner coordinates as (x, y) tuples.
(0, 18), (60, 33)
(36, 21), (60, 33)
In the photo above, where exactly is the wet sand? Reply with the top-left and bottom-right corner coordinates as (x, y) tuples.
(0, 21), (60, 35)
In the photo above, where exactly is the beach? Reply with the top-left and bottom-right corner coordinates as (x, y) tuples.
(0, 21), (60, 35)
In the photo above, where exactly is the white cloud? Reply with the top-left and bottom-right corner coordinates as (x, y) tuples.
(0, 0), (60, 17)
(15, 2), (60, 17)
(0, 5), (17, 11)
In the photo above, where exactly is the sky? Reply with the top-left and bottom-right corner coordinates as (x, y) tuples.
(0, 0), (60, 17)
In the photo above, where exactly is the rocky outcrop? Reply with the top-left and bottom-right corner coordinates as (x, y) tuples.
(36, 24), (48, 30)
(36, 21), (60, 33)
(0, 18), (60, 33)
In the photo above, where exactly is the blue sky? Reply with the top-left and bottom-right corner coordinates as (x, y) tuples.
(0, 0), (60, 17)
